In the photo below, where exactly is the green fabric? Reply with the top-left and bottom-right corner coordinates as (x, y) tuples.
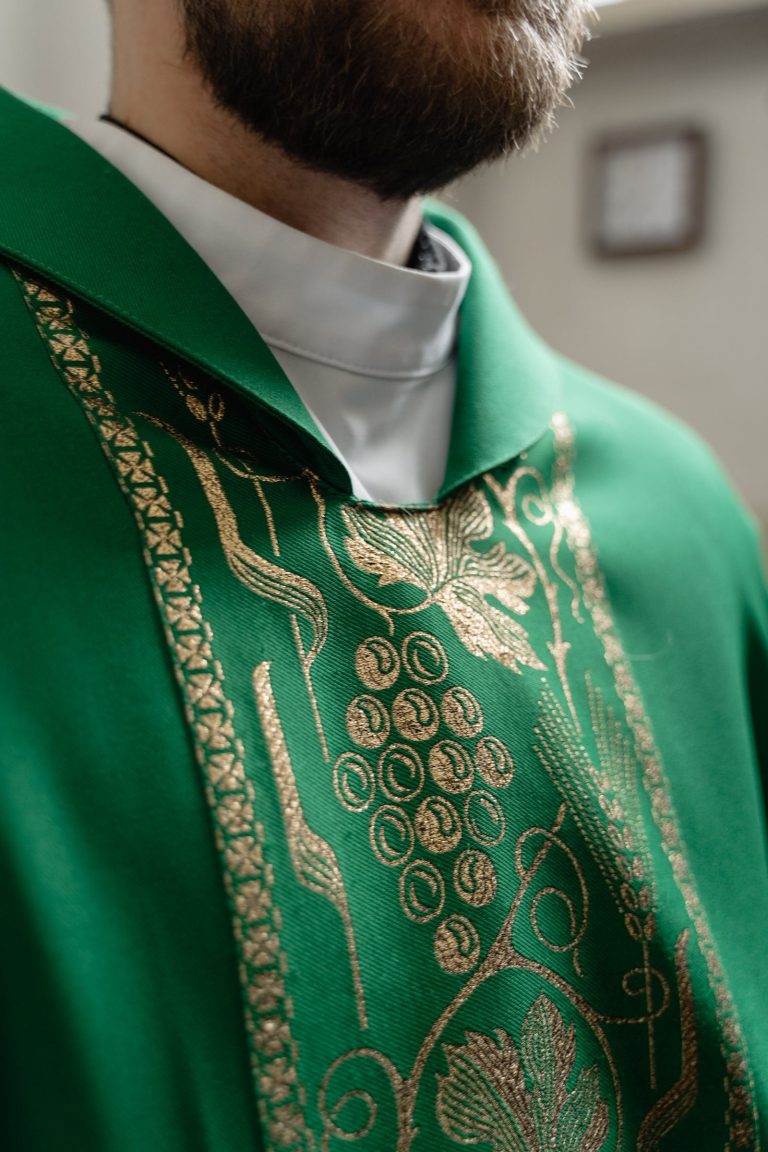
(1, 89), (766, 1152)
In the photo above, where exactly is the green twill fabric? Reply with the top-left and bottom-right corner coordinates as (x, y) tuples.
(0, 87), (766, 1152)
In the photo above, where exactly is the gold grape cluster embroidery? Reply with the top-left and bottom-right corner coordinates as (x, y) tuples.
(334, 630), (514, 975)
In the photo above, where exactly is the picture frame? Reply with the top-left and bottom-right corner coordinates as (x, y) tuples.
(589, 126), (708, 258)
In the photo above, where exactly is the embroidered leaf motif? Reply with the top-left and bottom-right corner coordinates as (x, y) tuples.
(342, 487), (545, 674)
(153, 422), (329, 664)
(437, 997), (609, 1152)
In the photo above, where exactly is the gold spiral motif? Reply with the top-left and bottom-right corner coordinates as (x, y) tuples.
(369, 805), (414, 867)
(401, 631), (448, 685)
(475, 736), (515, 790)
(399, 859), (446, 924)
(441, 686), (484, 739)
(428, 740), (475, 795)
(464, 790), (506, 848)
(354, 636), (401, 691)
(453, 849), (498, 909)
(415, 795), (462, 854)
(378, 744), (425, 804)
(333, 752), (376, 814)
(434, 914), (481, 974)
(391, 688), (439, 742)
(346, 694), (391, 750)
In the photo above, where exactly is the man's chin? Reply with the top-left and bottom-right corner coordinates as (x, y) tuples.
(181, 0), (591, 199)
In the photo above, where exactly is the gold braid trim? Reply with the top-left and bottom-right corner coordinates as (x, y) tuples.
(15, 273), (313, 1152)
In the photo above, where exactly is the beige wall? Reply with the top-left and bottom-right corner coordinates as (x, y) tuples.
(449, 10), (768, 518)
(0, 0), (110, 117)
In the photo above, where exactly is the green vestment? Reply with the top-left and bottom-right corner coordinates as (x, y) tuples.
(0, 88), (766, 1152)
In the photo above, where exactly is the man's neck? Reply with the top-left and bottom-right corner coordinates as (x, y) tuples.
(109, 1), (423, 267)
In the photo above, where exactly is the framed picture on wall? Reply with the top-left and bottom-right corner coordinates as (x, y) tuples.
(589, 126), (708, 258)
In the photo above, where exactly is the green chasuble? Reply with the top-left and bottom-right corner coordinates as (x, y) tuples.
(1, 88), (767, 1152)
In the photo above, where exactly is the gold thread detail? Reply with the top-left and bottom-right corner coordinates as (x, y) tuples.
(453, 849), (498, 909)
(637, 930), (699, 1151)
(474, 736), (515, 790)
(346, 694), (390, 750)
(434, 915), (481, 975)
(401, 632), (449, 685)
(464, 790), (506, 848)
(369, 805), (414, 867)
(378, 744), (425, 804)
(140, 413), (331, 763)
(429, 741), (475, 795)
(355, 636), (401, 691)
(415, 796), (462, 855)
(333, 752), (376, 814)
(253, 662), (368, 1031)
(441, 686), (484, 739)
(16, 275), (311, 1150)
(437, 995), (609, 1148)
(391, 687), (439, 742)
(550, 409), (758, 1150)
(399, 859), (446, 924)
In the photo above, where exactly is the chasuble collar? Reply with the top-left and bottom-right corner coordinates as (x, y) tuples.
(0, 85), (562, 501)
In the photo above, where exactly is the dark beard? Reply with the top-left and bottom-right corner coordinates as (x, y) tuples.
(180, 0), (591, 201)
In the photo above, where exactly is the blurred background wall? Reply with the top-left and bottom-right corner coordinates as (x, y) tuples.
(0, 0), (109, 118)
(1, 0), (766, 521)
(448, 1), (768, 526)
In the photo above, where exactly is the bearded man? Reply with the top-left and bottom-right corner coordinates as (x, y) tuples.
(0, 1), (765, 1148)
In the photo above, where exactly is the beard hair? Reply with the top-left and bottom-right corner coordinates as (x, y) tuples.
(180, 0), (593, 201)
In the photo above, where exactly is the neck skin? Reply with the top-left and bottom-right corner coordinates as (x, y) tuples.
(109, 0), (423, 266)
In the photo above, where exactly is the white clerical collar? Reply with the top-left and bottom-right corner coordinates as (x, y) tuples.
(68, 118), (472, 381)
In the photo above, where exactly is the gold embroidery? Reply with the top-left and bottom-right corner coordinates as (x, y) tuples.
(437, 996), (609, 1151)
(311, 474), (396, 629)
(346, 694), (390, 749)
(354, 636), (400, 691)
(534, 682), (656, 944)
(487, 461), (582, 727)
(637, 931), (699, 1151)
(320, 804), (629, 1151)
(453, 849), (497, 909)
(17, 275), (311, 1150)
(378, 744), (424, 804)
(401, 631), (448, 685)
(399, 859), (446, 924)
(391, 687), (439, 741)
(475, 736), (515, 790)
(434, 914), (481, 975)
(415, 795), (462, 854)
(465, 790), (507, 848)
(162, 365), (296, 564)
(290, 613), (330, 763)
(414, 792), (462, 857)
(515, 823), (590, 979)
(369, 804), (414, 867)
(253, 663), (368, 1031)
(339, 486), (546, 674)
(31, 272), (754, 1145)
(335, 619), (530, 980)
(319, 1048), (407, 1147)
(441, 685), (485, 738)
(550, 411), (758, 1149)
(429, 741), (475, 795)
(141, 415), (331, 763)
(333, 752), (377, 813)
